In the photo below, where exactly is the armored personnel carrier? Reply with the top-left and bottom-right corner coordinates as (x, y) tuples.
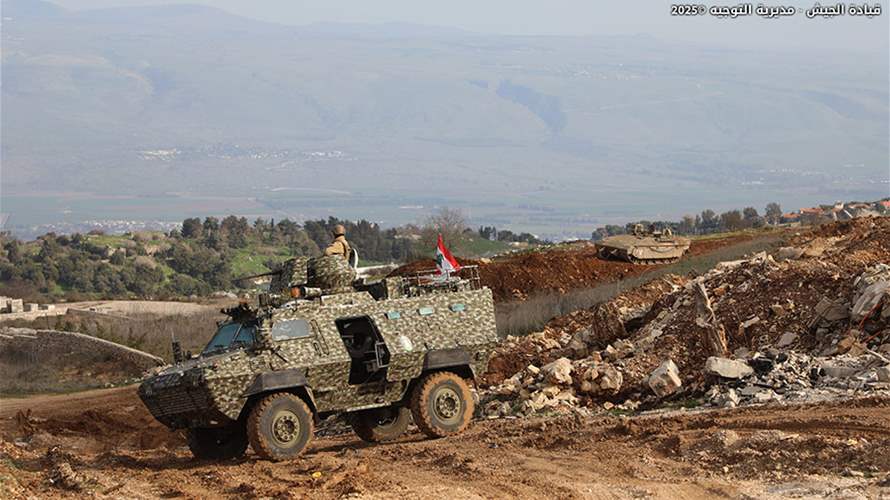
(139, 256), (497, 461)
(596, 225), (690, 264)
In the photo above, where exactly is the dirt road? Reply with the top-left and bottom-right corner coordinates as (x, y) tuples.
(2, 387), (888, 499)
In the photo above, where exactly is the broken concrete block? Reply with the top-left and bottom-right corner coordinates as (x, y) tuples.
(776, 332), (797, 348)
(541, 357), (573, 385)
(24, 303), (39, 312)
(705, 356), (754, 379)
(812, 297), (850, 323)
(820, 363), (860, 378)
(648, 359), (682, 397)
(851, 281), (888, 322)
(775, 246), (805, 261)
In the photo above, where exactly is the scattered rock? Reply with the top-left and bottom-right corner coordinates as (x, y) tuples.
(776, 332), (797, 348)
(775, 246), (805, 261)
(541, 358), (573, 385)
(597, 364), (623, 393)
(648, 359), (682, 397)
(769, 304), (786, 317)
(874, 365), (890, 382)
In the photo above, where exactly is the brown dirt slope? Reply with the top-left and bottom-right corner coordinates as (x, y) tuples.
(393, 232), (768, 302)
(1, 387), (888, 499)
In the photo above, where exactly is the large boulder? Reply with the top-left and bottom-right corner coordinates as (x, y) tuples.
(541, 357), (574, 385)
(705, 357), (753, 379)
(648, 359), (682, 397)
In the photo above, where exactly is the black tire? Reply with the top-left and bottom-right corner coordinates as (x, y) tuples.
(247, 393), (314, 461)
(410, 371), (474, 439)
(349, 406), (411, 443)
(186, 425), (248, 460)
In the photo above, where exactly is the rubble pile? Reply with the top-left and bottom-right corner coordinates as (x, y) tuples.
(479, 218), (890, 418)
(43, 446), (88, 491)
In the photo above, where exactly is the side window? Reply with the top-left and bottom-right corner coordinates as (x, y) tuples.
(271, 319), (312, 340)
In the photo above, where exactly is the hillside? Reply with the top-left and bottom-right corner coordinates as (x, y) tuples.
(3, 0), (888, 238)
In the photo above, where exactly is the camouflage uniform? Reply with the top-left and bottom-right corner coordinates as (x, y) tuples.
(324, 235), (351, 260)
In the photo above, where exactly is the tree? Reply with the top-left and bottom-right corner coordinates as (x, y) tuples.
(4, 239), (22, 264)
(700, 210), (717, 232)
(742, 207), (759, 220)
(203, 217), (220, 235)
(720, 210), (744, 231)
(221, 216), (250, 248)
(181, 218), (203, 239)
(678, 215), (696, 235)
(765, 202), (782, 224)
(421, 208), (469, 255)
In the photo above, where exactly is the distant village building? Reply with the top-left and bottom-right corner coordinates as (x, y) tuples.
(783, 199), (888, 226)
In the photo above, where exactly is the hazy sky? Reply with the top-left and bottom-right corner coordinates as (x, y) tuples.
(49, 0), (889, 51)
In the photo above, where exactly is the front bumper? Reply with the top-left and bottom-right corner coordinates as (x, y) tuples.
(138, 372), (233, 429)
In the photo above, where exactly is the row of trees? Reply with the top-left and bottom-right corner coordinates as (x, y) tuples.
(0, 209), (530, 301)
(592, 203), (783, 240)
(177, 215), (415, 263)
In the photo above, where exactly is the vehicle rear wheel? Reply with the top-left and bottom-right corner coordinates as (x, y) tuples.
(410, 371), (474, 438)
(349, 405), (411, 443)
(186, 425), (248, 460)
(247, 393), (314, 461)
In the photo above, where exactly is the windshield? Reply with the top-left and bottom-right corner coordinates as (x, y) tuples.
(203, 323), (257, 355)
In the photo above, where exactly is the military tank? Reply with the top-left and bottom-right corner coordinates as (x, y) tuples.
(596, 225), (690, 264)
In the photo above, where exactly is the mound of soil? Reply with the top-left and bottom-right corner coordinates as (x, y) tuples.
(392, 234), (764, 303)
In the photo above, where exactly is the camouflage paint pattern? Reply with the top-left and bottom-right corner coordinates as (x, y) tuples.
(139, 276), (497, 429)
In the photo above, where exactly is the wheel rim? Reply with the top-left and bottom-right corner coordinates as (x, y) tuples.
(271, 410), (301, 447)
(433, 387), (461, 424)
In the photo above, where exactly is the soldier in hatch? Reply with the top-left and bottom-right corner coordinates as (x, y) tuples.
(324, 224), (351, 260)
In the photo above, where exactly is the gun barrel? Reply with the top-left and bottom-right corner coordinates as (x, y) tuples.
(234, 270), (281, 282)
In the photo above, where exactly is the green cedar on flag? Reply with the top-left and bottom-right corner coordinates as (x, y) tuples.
(435, 234), (461, 275)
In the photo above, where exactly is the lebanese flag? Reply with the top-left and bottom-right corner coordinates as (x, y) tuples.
(435, 234), (462, 275)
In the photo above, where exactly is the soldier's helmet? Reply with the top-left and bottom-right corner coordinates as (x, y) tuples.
(332, 224), (346, 237)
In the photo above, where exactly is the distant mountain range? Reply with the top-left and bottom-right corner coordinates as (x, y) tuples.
(2, 0), (888, 239)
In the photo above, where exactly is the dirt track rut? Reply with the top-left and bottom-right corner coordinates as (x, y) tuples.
(1, 387), (888, 499)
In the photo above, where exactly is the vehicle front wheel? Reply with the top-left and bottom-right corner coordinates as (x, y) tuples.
(349, 405), (411, 443)
(186, 425), (248, 460)
(410, 371), (474, 438)
(247, 393), (314, 461)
